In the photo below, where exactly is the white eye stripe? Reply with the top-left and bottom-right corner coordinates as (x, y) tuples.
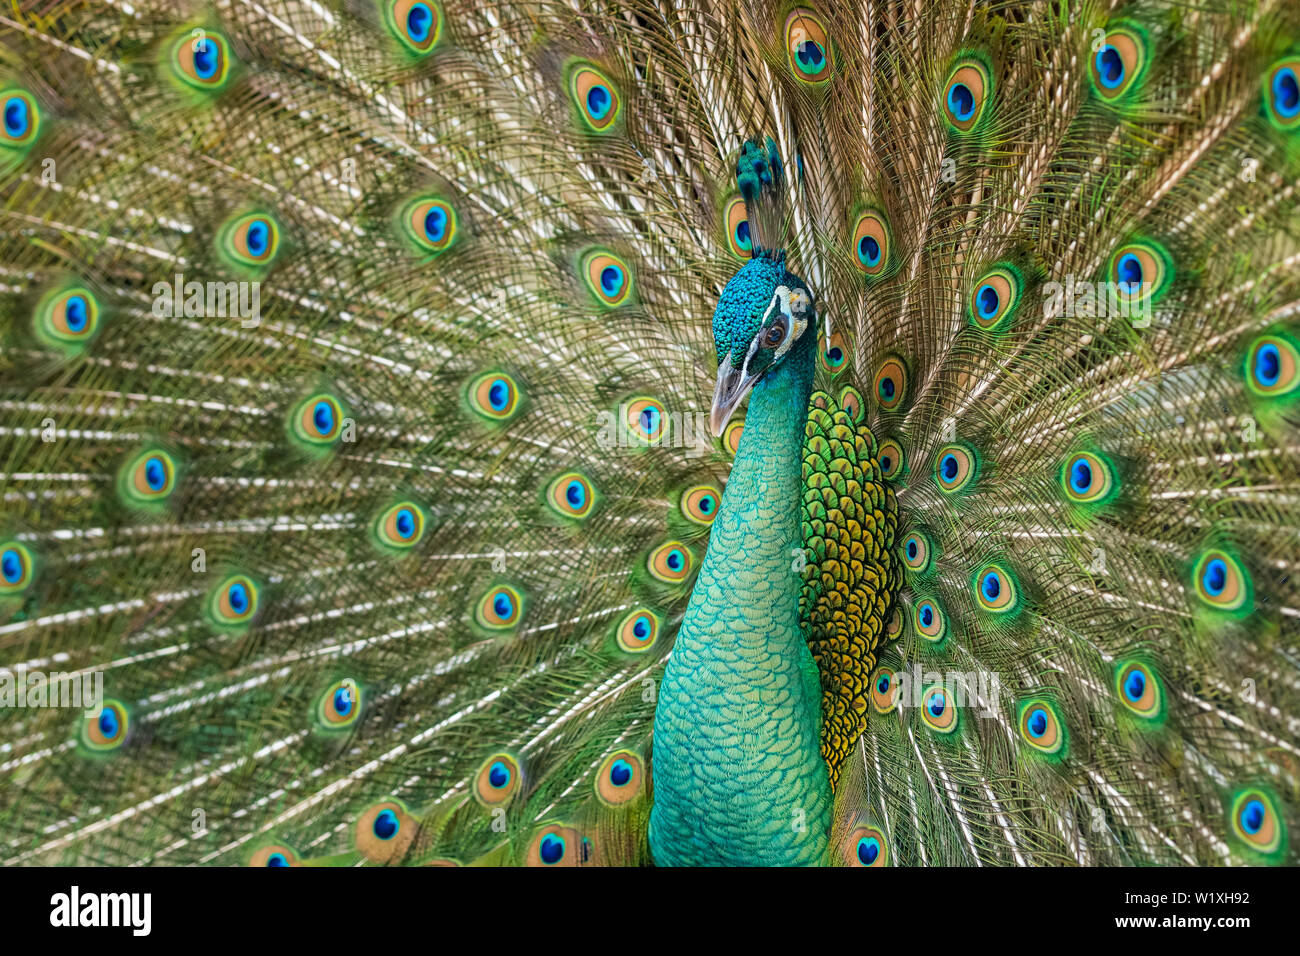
(771, 286), (808, 360)
(743, 285), (810, 376)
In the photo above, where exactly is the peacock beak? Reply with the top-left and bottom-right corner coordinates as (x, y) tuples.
(709, 358), (759, 436)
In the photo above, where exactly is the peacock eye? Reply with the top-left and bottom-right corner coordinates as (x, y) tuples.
(764, 320), (787, 347)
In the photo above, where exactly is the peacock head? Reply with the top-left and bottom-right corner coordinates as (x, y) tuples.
(709, 255), (817, 435)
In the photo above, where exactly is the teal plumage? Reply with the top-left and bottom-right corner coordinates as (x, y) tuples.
(651, 255), (830, 865)
(0, 0), (1298, 868)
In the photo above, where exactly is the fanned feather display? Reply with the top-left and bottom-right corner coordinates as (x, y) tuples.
(0, 0), (1297, 866)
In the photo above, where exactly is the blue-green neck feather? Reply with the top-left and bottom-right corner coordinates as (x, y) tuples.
(649, 336), (830, 866)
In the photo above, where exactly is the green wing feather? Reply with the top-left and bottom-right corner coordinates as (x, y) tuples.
(799, 389), (899, 791)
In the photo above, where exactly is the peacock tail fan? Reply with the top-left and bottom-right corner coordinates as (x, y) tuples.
(0, 0), (1296, 866)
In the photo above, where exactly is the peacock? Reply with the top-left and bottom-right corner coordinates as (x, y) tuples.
(0, 0), (1298, 868)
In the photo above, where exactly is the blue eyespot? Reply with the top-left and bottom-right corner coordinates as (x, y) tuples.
(333, 686), (353, 716)
(1095, 45), (1124, 88)
(735, 220), (751, 250)
(857, 837), (880, 865)
(572, 66), (620, 131)
(640, 406), (660, 434)
(98, 707), (119, 738)
(1116, 661), (1162, 719)
(313, 400), (335, 435)
(64, 295), (88, 332)
(394, 508), (416, 538)
(785, 11), (832, 82)
(144, 456), (167, 491)
(407, 2), (433, 43)
(797, 41), (825, 71)
(266, 852), (289, 867)
(494, 592), (514, 619)
(600, 265), (624, 297)
(1116, 252), (1143, 287)
(488, 760), (511, 788)
(1, 549), (22, 584)
(858, 235), (881, 267)
(1062, 451), (1114, 504)
(424, 206), (447, 242)
(976, 284), (999, 318)
(1124, 670), (1146, 702)
(609, 759), (633, 787)
(487, 379), (509, 411)
(3, 95), (30, 138)
(193, 39), (219, 80)
(981, 571), (1000, 601)
(1071, 459), (1092, 494)
(1273, 67), (1300, 118)
(919, 603), (934, 627)
(1026, 707), (1048, 738)
(539, 833), (566, 864)
(1254, 344), (1281, 387)
(940, 454), (958, 481)
(1202, 558), (1228, 597)
(928, 692), (945, 718)
(373, 808), (400, 840)
(878, 377), (895, 400)
(947, 82), (975, 121)
(565, 481), (585, 508)
(632, 616), (650, 639)
(876, 674), (890, 693)
(228, 582), (249, 615)
(586, 84), (611, 120)
(649, 539), (691, 582)
(906, 540), (917, 560)
(1241, 799), (1265, 835)
(245, 219), (269, 257)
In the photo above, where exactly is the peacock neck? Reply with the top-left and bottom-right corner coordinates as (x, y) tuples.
(649, 341), (831, 866)
(703, 342), (814, 641)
